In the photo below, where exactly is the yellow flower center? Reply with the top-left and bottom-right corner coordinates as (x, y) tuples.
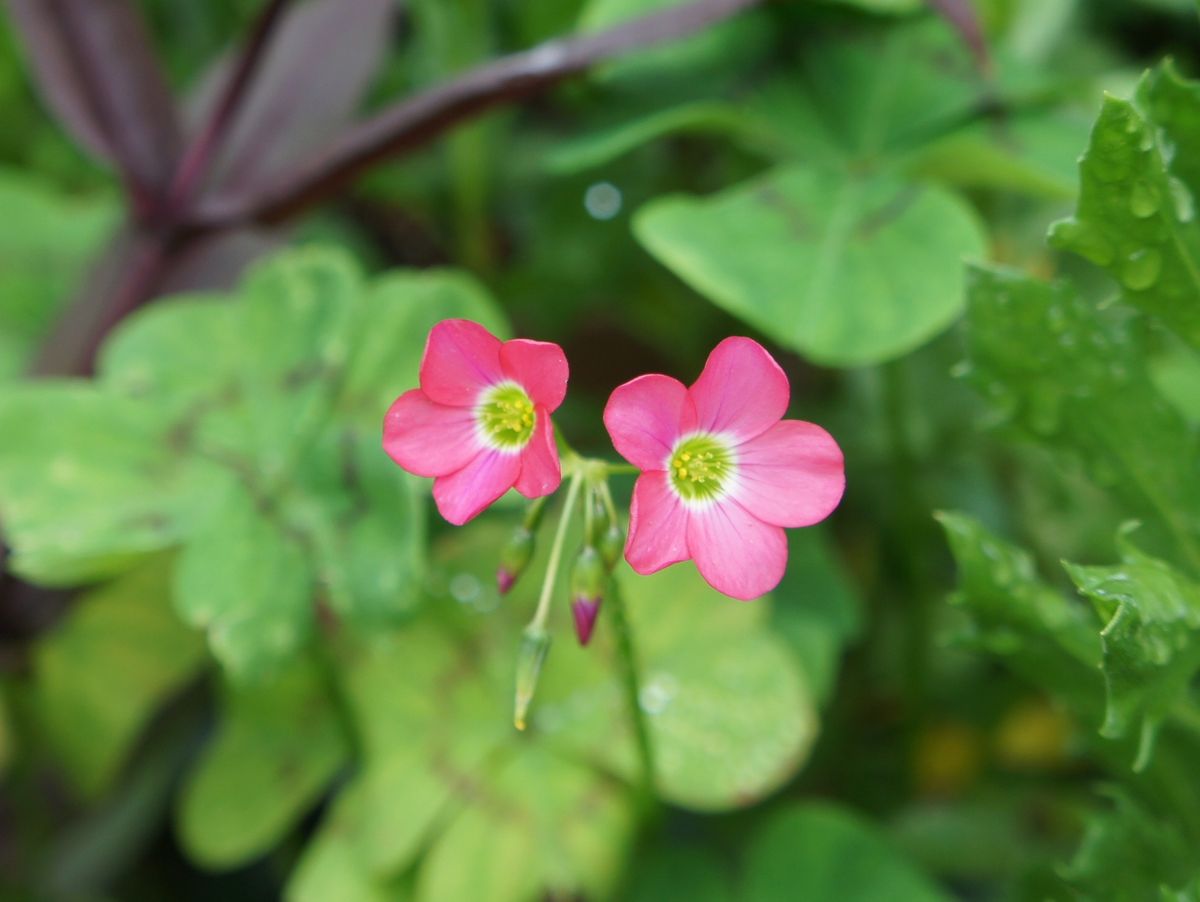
(477, 382), (536, 449)
(669, 433), (735, 502)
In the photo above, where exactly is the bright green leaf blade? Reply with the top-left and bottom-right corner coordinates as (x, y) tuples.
(539, 562), (818, 811)
(963, 265), (1200, 568)
(234, 247), (366, 482)
(1065, 529), (1200, 769)
(0, 169), (116, 380)
(635, 165), (986, 366)
(0, 384), (229, 584)
(177, 660), (350, 869)
(1049, 66), (1200, 348)
(174, 487), (314, 680)
(415, 745), (635, 902)
(743, 803), (950, 902)
(286, 791), (407, 902)
(338, 268), (509, 427)
(34, 555), (205, 797)
(296, 431), (426, 626)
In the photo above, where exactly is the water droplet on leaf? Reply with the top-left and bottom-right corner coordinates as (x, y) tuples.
(1130, 180), (1159, 218)
(1121, 248), (1162, 291)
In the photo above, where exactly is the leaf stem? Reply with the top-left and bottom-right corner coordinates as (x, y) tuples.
(608, 577), (657, 802)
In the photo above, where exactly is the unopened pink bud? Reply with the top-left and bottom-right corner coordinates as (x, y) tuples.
(497, 568), (516, 595)
(572, 596), (602, 646)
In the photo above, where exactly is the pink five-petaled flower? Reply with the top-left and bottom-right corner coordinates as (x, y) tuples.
(383, 319), (568, 525)
(603, 337), (844, 600)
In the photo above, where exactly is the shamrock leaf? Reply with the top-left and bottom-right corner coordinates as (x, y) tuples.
(287, 518), (825, 901)
(32, 555), (205, 797)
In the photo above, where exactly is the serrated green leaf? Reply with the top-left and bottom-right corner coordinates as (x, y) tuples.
(1049, 64), (1200, 348)
(1065, 529), (1200, 769)
(0, 169), (116, 380)
(0, 384), (231, 584)
(937, 512), (1102, 713)
(33, 556), (205, 797)
(636, 165), (986, 366)
(743, 803), (950, 902)
(174, 487), (315, 681)
(963, 265), (1200, 567)
(1064, 790), (1200, 901)
(178, 659), (350, 869)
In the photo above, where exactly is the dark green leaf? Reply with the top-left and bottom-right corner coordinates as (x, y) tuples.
(937, 512), (1102, 714)
(1065, 528), (1200, 769)
(963, 265), (1200, 568)
(743, 803), (950, 902)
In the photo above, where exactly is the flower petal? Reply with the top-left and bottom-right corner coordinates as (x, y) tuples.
(419, 319), (504, 406)
(501, 339), (569, 411)
(603, 374), (691, 472)
(686, 500), (786, 600)
(514, 406), (561, 497)
(432, 449), (521, 525)
(624, 471), (690, 575)
(689, 337), (789, 441)
(734, 420), (845, 527)
(382, 389), (482, 478)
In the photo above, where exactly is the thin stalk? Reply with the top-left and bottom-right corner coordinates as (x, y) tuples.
(608, 577), (656, 802)
(529, 471), (584, 633)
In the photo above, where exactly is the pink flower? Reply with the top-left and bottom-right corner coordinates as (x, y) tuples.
(603, 338), (844, 600)
(383, 320), (568, 525)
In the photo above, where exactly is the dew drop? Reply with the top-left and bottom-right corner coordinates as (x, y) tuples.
(1169, 176), (1195, 223)
(639, 673), (678, 715)
(1129, 180), (1159, 218)
(449, 572), (481, 604)
(584, 181), (622, 220)
(1121, 248), (1163, 291)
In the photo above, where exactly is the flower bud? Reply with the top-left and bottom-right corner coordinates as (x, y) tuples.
(599, 521), (624, 572)
(569, 545), (607, 646)
(496, 526), (535, 595)
(513, 625), (550, 731)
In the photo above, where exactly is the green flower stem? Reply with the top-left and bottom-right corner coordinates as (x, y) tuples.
(604, 463), (640, 475)
(598, 479), (620, 525)
(529, 470), (584, 634)
(608, 576), (657, 803)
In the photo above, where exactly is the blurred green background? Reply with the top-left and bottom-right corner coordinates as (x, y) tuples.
(4, 0), (1200, 899)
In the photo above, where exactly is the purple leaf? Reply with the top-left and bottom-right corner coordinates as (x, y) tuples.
(6, 0), (182, 204)
(185, 0), (397, 201)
